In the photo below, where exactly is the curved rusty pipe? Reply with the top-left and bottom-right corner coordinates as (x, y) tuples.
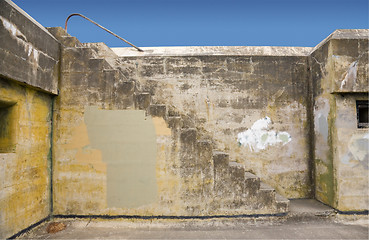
(65, 13), (143, 52)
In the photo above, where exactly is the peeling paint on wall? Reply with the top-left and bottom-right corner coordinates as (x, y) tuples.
(237, 117), (291, 152)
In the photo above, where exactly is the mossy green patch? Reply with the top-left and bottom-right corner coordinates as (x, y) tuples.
(315, 95), (337, 208)
(278, 134), (289, 143)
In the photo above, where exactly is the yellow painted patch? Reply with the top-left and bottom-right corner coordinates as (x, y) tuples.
(62, 120), (106, 172)
(153, 117), (171, 136)
(64, 122), (90, 149)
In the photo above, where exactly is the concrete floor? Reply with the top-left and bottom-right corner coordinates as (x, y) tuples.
(18, 200), (369, 239)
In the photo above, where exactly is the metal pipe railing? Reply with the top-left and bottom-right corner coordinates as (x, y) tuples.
(65, 13), (143, 52)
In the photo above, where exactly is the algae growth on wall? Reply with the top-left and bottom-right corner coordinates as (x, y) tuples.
(310, 30), (369, 211)
(0, 78), (53, 239)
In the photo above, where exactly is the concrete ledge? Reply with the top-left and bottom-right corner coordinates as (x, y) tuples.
(0, 0), (60, 94)
(310, 29), (369, 54)
(112, 46), (313, 57)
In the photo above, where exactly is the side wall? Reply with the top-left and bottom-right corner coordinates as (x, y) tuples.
(115, 52), (312, 199)
(0, 0), (59, 238)
(0, 78), (53, 238)
(331, 34), (368, 211)
(335, 94), (368, 211)
(310, 39), (336, 206)
(310, 30), (369, 211)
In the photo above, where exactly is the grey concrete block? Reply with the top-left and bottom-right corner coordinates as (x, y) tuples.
(213, 152), (229, 168)
(167, 116), (182, 130)
(88, 58), (112, 71)
(61, 36), (82, 47)
(149, 104), (167, 118)
(134, 93), (151, 110)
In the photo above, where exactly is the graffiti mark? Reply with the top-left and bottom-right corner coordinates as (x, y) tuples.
(237, 117), (291, 152)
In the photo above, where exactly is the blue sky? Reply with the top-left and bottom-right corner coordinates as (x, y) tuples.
(13, 0), (368, 48)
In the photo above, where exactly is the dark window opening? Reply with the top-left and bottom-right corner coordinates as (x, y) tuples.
(356, 100), (369, 128)
(0, 100), (16, 153)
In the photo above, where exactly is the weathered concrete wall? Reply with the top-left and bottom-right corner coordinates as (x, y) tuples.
(113, 47), (313, 199)
(310, 35), (336, 207)
(335, 94), (368, 211)
(49, 28), (288, 217)
(1, 1), (367, 236)
(310, 29), (368, 211)
(0, 1), (58, 238)
(0, 0), (59, 94)
(49, 31), (174, 215)
(0, 77), (53, 238)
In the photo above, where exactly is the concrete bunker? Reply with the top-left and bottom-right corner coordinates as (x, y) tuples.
(0, 0), (368, 238)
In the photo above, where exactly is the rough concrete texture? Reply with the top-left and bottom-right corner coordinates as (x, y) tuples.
(334, 94), (368, 211)
(112, 29), (369, 210)
(0, 77), (53, 239)
(310, 29), (369, 211)
(112, 49), (312, 199)
(49, 28), (140, 216)
(112, 46), (313, 57)
(1, 0), (368, 238)
(47, 27), (288, 217)
(0, 0), (60, 94)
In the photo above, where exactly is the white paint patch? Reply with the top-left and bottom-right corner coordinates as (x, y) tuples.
(0, 16), (27, 41)
(33, 49), (39, 60)
(340, 61), (358, 90)
(0, 16), (39, 64)
(237, 117), (292, 152)
(28, 46), (33, 56)
(1, 16), (17, 36)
